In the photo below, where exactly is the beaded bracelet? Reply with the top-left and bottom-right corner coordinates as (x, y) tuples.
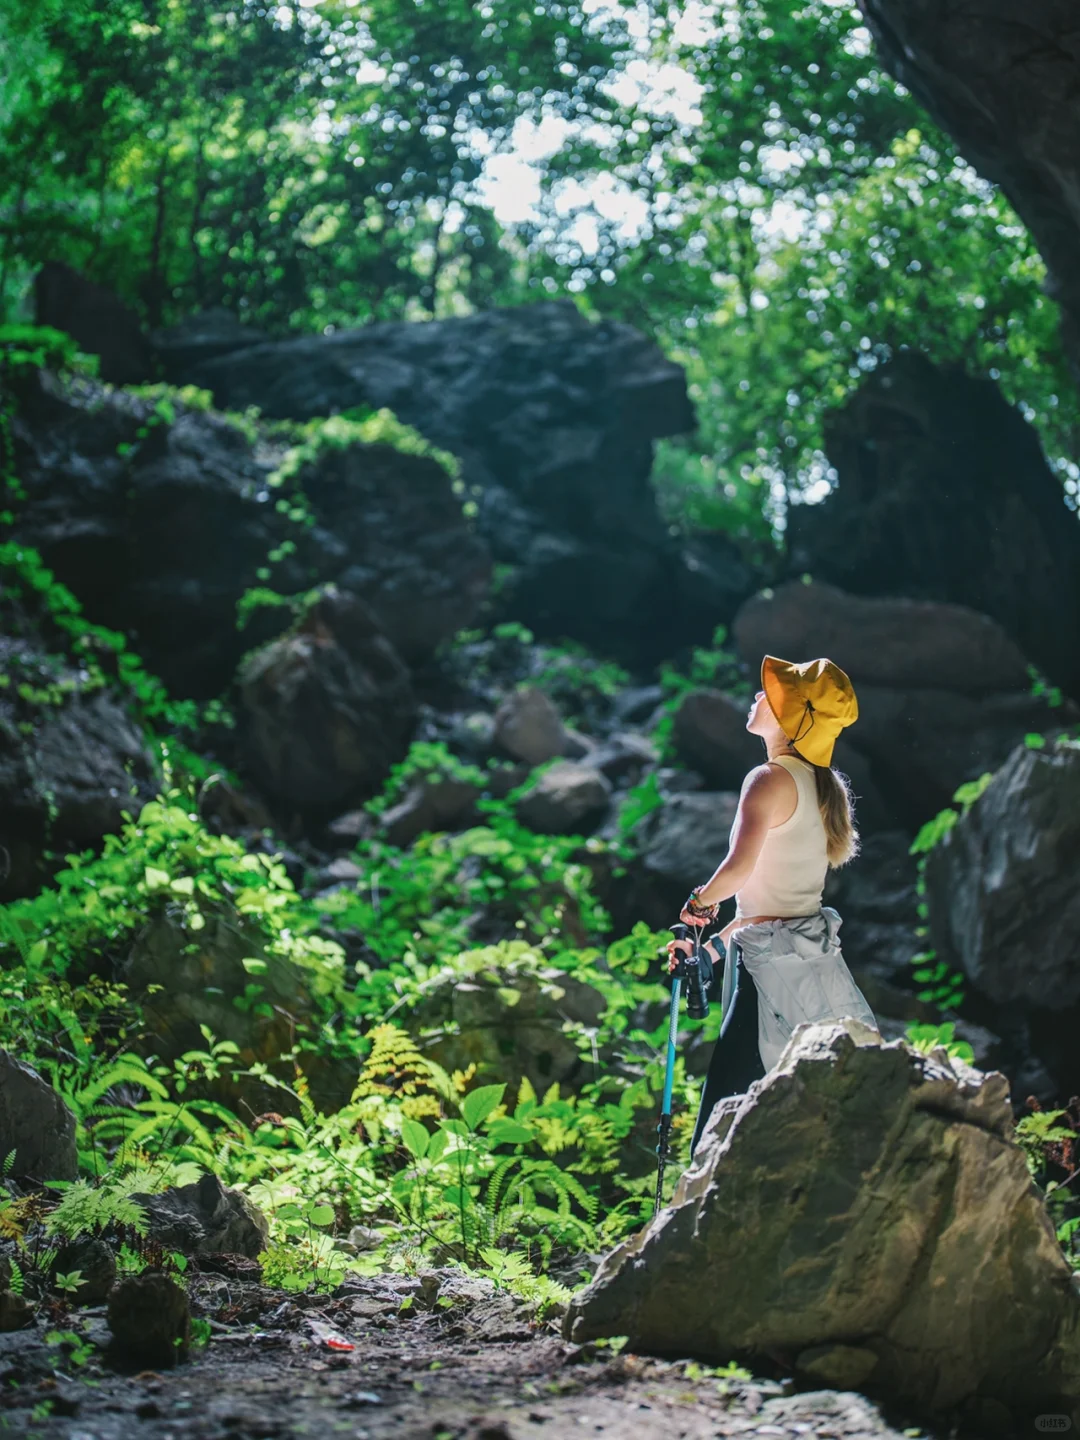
(683, 888), (719, 921)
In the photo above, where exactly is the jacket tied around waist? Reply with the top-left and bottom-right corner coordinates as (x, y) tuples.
(719, 906), (878, 1072)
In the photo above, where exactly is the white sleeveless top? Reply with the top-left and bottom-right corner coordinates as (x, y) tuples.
(733, 755), (827, 920)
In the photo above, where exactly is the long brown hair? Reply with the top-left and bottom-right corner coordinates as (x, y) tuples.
(807, 761), (860, 867)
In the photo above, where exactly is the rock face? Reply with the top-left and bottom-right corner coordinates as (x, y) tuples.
(735, 576), (1031, 694)
(131, 1173), (269, 1258)
(493, 687), (570, 767)
(515, 762), (612, 835)
(12, 371), (489, 698)
(107, 1270), (191, 1367)
(0, 635), (158, 896)
(858, 4), (1080, 380)
(635, 790), (740, 899)
(566, 1021), (1080, 1430)
(378, 777), (482, 849)
(926, 741), (1080, 1008)
(784, 353), (1080, 699)
(123, 904), (354, 1114)
(160, 299), (758, 664)
(925, 740), (1080, 1093)
(237, 587), (417, 816)
(0, 1049), (78, 1181)
(297, 439), (490, 665)
(733, 579), (1076, 828)
(671, 689), (761, 789)
(823, 831), (922, 995)
(411, 950), (607, 1095)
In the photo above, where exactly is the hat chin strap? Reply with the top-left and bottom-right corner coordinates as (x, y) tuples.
(790, 699), (816, 746)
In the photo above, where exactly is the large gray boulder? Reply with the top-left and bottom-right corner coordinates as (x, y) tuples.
(162, 299), (758, 665)
(0, 1050), (77, 1181)
(515, 762), (612, 835)
(733, 580), (1076, 828)
(566, 1021), (1080, 1431)
(784, 352), (1080, 699)
(410, 948), (607, 1095)
(635, 791), (740, 894)
(734, 579), (1031, 695)
(237, 587), (416, 815)
(493, 687), (570, 767)
(925, 741), (1080, 1011)
(12, 372), (489, 698)
(671, 689), (760, 788)
(0, 637), (157, 896)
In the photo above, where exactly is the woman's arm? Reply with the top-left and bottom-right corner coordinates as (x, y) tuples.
(691, 763), (792, 908)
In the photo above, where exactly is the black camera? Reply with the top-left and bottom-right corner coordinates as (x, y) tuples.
(669, 923), (715, 1020)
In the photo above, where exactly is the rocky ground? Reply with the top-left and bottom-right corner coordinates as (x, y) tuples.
(0, 1272), (928, 1440)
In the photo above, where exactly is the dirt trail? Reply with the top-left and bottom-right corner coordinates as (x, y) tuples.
(0, 1272), (931, 1440)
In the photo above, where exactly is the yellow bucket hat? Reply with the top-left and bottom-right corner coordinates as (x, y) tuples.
(761, 655), (858, 767)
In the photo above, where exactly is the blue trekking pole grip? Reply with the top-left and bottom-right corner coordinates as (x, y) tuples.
(655, 922), (688, 1214)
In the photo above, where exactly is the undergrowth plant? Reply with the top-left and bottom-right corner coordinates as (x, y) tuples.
(1013, 1100), (1080, 1269)
(905, 772), (996, 1013)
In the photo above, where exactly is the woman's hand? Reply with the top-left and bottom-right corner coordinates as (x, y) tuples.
(679, 888), (719, 929)
(665, 935), (694, 974)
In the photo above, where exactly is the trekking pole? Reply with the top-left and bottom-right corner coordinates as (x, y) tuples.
(655, 922), (689, 1215)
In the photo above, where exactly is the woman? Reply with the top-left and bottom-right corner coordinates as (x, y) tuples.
(667, 654), (878, 1155)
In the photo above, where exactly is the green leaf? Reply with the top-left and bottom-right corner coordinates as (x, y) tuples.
(306, 1204), (335, 1227)
(461, 1084), (506, 1131)
(144, 866), (171, 889)
(401, 1118), (430, 1159)
(427, 1128), (450, 1163)
(485, 1118), (535, 1146)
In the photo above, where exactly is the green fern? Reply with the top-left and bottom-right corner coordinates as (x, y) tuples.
(45, 1177), (151, 1241)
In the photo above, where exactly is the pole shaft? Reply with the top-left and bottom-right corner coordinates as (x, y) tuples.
(654, 977), (682, 1213)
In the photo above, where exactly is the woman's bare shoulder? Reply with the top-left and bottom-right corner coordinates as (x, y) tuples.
(740, 762), (797, 799)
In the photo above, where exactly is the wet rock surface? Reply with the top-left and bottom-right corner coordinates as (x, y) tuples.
(0, 1267), (923, 1440)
